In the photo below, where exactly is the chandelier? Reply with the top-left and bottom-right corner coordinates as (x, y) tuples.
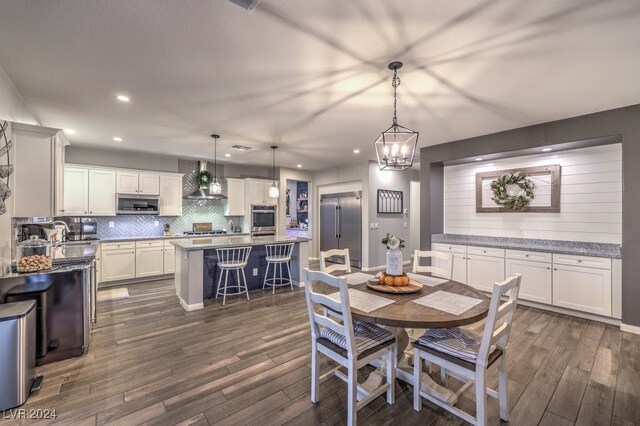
(374, 61), (419, 171)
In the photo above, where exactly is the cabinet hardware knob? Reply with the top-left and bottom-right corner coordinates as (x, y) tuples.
(578, 260), (582, 262)
(554, 268), (557, 271)
(525, 254), (529, 257)
(546, 267), (551, 270)
(60, 209), (65, 212)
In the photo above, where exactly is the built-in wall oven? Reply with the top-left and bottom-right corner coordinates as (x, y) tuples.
(251, 205), (276, 236)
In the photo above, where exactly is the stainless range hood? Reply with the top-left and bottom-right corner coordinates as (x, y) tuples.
(184, 161), (227, 200)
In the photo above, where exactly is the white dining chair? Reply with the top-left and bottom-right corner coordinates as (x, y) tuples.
(412, 274), (522, 426)
(320, 248), (352, 274)
(303, 268), (396, 426)
(412, 250), (452, 279)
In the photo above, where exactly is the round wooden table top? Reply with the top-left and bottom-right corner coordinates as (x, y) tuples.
(314, 277), (491, 329)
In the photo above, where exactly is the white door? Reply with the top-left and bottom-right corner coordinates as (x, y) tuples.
(467, 255), (505, 292)
(247, 180), (266, 205)
(135, 247), (164, 277)
(225, 178), (245, 216)
(164, 246), (176, 274)
(506, 259), (552, 304)
(159, 175), (183, 216)
(88, 169), (116, 216)
(63, 167), (89, 216)
(553, 265), (612, 316)
(139, 173), (160, 195)
(101, 249), (136, 282)
(116, 172), (139, 194)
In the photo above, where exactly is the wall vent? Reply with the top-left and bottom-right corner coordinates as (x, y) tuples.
(231, 144), (253, 151)
(225, 0), (262, 13)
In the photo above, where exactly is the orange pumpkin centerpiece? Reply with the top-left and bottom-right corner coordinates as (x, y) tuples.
(379, 273), (410, 286)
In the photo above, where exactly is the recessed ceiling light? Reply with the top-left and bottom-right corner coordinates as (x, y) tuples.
(475, 157), (483, 161)
(64, 128), (76, 135)
(542, 148), (552, 152)
(297, 164), (302, 168)
(116, 95), (130, 102)
(224, 153), (231, 158)
(353, 149), (360, 154)
(113, 137), (122, 142)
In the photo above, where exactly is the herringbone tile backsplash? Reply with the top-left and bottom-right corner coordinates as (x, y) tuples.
(14, 160), (244, 239)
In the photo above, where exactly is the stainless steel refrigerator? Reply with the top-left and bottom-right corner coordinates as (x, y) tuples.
(320, 191), (362, 268)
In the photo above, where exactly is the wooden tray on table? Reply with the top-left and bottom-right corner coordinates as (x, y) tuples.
(366, 279), (423, 294)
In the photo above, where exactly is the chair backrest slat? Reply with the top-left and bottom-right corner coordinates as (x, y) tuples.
(266, 243), (295, 260)
(320, 249), (352, 274)
(477, 274), (521, 366)
(412, 250), (452, 279)
(216, 246), (252, 267)
(304, 268), (356, 355)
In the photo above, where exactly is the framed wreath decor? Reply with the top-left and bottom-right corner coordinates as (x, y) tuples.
(195, 169), (213, 188)
(489, 171), (534, 210)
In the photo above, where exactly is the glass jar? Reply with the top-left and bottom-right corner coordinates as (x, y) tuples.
(16, 236), (52, 273)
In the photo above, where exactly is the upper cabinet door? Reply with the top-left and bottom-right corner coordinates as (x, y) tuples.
(63, 167), (89, 216)
(225, 178), (245, 216)
(88, 169), (116, 216)
(159, 175), (183, 216)
(247, 180), (266, 205)
(139, 173), (160, 195)
(116, 171), (139, 194)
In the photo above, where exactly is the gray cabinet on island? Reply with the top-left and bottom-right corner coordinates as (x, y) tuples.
(171, 235), (310, 311)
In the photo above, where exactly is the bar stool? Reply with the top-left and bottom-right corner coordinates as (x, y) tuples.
(263, 243), (295, 294)
(215, 246), (252, 305)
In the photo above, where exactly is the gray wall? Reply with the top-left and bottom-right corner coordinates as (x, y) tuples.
(419, 104), (640, 327)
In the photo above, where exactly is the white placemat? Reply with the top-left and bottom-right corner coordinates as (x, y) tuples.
(343, 272), (376, 286)
(412, 290), (482, 315)
(328, 289), (395, 313)
(407, 273), (448, 287)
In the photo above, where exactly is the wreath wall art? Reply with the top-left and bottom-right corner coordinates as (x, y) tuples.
(476, 165), (561, 213)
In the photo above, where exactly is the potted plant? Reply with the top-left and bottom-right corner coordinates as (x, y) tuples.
(382, 233), (405, 276)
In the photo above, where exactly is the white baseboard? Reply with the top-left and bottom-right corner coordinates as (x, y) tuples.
(178, 296), (204, 311)
(621, 323), (640, 335)
(515, 299), (620, 326)
(308, 257), (319, 261)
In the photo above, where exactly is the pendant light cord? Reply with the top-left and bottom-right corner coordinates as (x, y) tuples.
(392, 69), (400, 126)
(214, 137), (217, 180)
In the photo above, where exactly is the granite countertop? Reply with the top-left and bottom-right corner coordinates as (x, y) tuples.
(432, 234), (622, 259)
(100, 233), (249, 243)
(52, 243), (98, 265)
(3, 262), (93, 279)
(171, 235), (309, 251)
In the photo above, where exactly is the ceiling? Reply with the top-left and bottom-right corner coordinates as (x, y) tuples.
(0, 0), (639, 170)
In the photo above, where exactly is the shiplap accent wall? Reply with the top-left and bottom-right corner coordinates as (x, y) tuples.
(443, 144), (622, 243)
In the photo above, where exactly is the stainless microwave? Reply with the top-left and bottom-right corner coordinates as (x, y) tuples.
(251, 205), (276, 236)
(116, 194), (159, 215)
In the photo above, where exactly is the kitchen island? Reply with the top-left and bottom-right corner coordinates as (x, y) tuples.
(171, 235), (309, 311)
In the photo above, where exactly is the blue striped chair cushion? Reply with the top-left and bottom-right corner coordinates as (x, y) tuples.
(417, 327), (495, 362)
(319, 320), (394, 356)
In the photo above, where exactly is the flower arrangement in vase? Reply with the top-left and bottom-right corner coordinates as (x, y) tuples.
(381, 233), (405, 276)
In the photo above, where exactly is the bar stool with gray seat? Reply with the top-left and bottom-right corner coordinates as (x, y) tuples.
(263, 243), (295, 294)
(215, 246), (252, 305)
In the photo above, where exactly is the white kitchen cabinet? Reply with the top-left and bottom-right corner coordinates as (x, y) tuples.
(225, 178), (245, 216)
(553, 264), (612, 316)
(88, 169), (116, 216)
(432, 252), (467, 284)
(101, 248), (136, 282)
(63, 167), (89, 216)
(116, 171), (140, 194)
(163, 244), (175, 274)
(467, 254), (505, 292)
(159, 175), (183, 216)
(246, 179), (276, 206)
(505, 258), (552, 304)
(116, 171), (160, 195)
(135, 246), (164, 277)
(139, 173), (160, 195)
(12, 123), (67, 217)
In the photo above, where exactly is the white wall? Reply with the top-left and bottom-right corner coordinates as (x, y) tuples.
(0, 66), (40, 275)
(65, 145), (179, 172)
(443, 144), (622, 243)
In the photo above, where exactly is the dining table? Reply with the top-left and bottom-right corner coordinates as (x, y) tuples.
(312, 273), (491, 403)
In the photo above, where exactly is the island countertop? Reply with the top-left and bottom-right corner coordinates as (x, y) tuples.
(170, 235), (309, 251)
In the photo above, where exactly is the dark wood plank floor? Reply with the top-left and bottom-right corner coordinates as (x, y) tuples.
(3, 278), (640, 425)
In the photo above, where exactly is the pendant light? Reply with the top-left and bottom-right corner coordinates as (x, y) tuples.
(374, 61), (419, 171)
(268, 145), (279, 198)
(209, 134), (222, 195)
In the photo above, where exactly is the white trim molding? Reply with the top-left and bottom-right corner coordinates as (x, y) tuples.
(178, 296), (204, 311)
(621, 323), (640, 335)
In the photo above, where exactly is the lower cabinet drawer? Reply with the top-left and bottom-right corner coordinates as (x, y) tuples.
(505, 259), (552, 304)
(136, 239), (164, 248)
(553, 253), (611, 270)
(432, 243), (467, 255)
(552, 264), (612, 316)
(102, 241), (135, 251)
(467, 246), (505, 258)
(506, 249), (552, 263)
